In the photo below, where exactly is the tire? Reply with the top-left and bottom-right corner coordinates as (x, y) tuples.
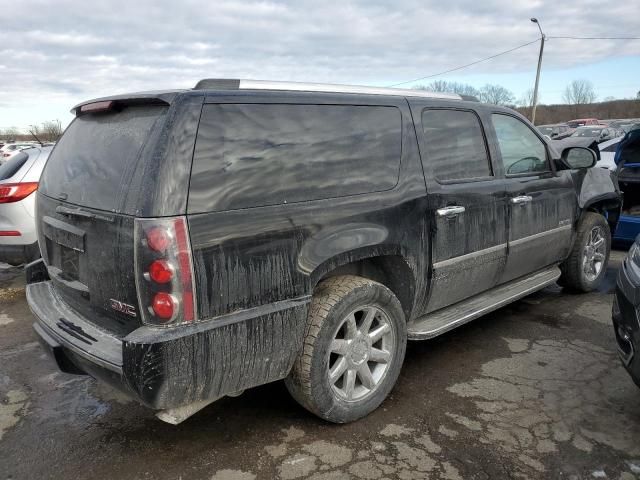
(559, 212), (611, 292)
(285, 275), (407, 423)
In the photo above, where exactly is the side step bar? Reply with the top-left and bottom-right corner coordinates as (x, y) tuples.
(408, 266), (561, 340)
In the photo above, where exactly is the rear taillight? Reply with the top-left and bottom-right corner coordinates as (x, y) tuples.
(134, 217), (198, 326)
(0, 182), (38, 204)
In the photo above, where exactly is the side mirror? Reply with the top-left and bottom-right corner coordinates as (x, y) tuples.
(562, 147), (597, 169)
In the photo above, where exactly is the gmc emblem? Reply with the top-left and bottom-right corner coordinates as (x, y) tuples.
(110, 299), (137, 317)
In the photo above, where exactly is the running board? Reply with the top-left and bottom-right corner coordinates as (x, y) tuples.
(408, 266), (561, 340)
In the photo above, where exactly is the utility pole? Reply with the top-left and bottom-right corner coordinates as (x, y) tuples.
(531, 18), (545, 125)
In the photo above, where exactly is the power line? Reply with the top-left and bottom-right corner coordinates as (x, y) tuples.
(388, 39), (540, 87)
(548, 36), (640, 40)
(389, 34), (640, 88)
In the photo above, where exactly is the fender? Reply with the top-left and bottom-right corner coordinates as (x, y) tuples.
(571, 167), (622, 209)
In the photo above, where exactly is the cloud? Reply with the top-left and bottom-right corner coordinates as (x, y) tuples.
(0, 0), (639, 127)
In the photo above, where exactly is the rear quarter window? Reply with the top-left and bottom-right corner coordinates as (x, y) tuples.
(188, 103), (402, 213)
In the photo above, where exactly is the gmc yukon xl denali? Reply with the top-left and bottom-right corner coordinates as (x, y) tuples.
(26, 79), (622, 424)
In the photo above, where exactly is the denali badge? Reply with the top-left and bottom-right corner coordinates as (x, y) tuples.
(110, 299), (137, 317)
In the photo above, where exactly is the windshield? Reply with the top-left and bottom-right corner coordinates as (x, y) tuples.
(571, 128), (602, 138)
(39, 105), (167, 212)
(567, 121), (585, 128)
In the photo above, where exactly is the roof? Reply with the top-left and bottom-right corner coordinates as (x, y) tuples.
(193, 79), (467, 101)
(71, 79), (479, 115)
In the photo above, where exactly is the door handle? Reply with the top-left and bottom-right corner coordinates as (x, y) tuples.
(436, 206), (466, 218)
(510, 195), (533, 205)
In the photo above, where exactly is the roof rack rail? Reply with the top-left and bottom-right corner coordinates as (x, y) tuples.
(193, 79), (463, 100)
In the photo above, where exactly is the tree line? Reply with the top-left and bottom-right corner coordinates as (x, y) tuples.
(413, 79), (639, 124)
(415, 79), (608, 106)
(0, 120), (63, 143)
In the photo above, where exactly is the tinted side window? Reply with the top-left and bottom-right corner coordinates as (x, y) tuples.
(421, 109), (491, 181)
(492, 114), (548, 175)
(189, 104), (402, 212)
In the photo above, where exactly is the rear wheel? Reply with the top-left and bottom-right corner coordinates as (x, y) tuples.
(559, 212), (611, 292)
(285, 275), (406, 423)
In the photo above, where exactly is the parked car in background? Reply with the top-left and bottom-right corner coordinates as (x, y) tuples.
(0, 146), (51, 265)
(25, 80), (620, 426)
(570, 125), (617, 143)
(0, 143), (38, 164)
(613, 235), (640, 386)
(596, 136), (624, 170)
(613, 129), (640, 245)
(610, 119), (640, 130)
(537, 123), (571, 139)
(567, 118), (600, 128)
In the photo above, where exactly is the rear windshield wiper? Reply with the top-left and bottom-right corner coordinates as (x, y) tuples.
(55, 205), (114, 222)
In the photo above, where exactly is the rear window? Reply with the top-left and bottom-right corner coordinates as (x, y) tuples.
(39, 106), (167, 212)
(189, 104), (402, 212)
(0, 151), (30, 180)
(572, 128), (602, 137)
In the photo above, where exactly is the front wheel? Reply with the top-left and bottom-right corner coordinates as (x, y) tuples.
(559, 212), (611, 292)
(285, 275), (406, 423)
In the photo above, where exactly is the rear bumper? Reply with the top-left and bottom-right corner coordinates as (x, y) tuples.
(0, 241), (39, 266)
(26, 261), (310, 410)
(613, 256), (640, 386)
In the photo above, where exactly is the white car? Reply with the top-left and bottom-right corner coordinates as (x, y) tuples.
(0, 143), (38, 164)
(0, 146), (51, 265)
(596, 136), (624, 171)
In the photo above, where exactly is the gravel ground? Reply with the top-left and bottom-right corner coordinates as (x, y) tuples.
(2, 251), (640, 480)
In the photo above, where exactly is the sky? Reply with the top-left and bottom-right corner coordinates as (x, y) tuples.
(1, 0), (639, 131)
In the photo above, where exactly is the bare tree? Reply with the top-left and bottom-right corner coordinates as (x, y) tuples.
(41, 120), (63, 142)
(518, 88), (538, 108)
(478, 84), (515, 106)
(415, 80), (480, 97)
(562, 80), (597, 104)
(28, 120), (63, 144)
(0, 127), (20, 141)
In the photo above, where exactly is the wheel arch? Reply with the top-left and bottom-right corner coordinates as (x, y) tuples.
(582, 194), (622, 234)
(310, 251), (417, 321)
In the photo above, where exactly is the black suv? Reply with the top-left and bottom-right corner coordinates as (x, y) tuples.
(26, 79), (622, 424)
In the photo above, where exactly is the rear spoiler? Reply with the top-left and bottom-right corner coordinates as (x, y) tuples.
(71, 91), (184, 115)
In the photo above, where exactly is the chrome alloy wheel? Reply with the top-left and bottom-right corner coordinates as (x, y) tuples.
(583, 226), (606, 282)
(327, 306), (395, 402)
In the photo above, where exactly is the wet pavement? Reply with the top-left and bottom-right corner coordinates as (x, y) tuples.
(2, 251), (640, 480)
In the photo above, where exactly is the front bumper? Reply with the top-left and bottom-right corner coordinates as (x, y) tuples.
(613, 255), (640, 385)
(26, 261), (310, 410)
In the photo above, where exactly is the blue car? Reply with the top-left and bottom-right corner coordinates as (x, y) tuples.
(614, 129), (640, 244)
